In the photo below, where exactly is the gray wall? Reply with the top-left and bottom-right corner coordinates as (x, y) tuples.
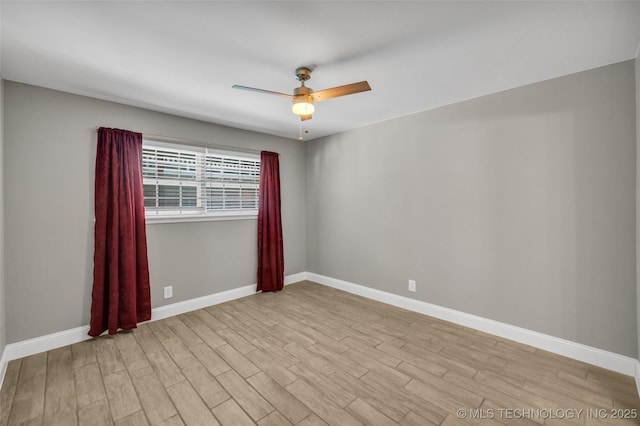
(3, 82), (307, 343)
(307, 60), (637, 357)
(0, 78), (5, 357)
(636, 56), (640, 361)
(0, 1), (5, 358)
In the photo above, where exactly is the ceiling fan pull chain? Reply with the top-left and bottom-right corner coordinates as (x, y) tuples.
(298, 119), (303, 141)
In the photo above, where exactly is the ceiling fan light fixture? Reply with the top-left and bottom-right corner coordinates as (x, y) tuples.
(233, 66), (370, 124)
(292, 95), (315, 116)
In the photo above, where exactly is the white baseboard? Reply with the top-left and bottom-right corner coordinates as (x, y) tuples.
(284, 272), (308, 286)
(307, 272), (639, 379)
(151, 283), (257, 322)
(0, 347), (9, 393)
(1, 271), (638, 394)
(0, 273), (305, 389)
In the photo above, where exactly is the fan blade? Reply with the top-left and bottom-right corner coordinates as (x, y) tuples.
(232, 85), (292, 99)
(301, 114), (313, 121)
(312, 81), (371, 102)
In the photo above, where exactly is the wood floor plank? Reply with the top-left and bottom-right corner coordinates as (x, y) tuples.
(216, 327), (257, 354)
(180, 362), (230, 409)
(7, 373), (46, 425)
(473, 369), (582, 424)
(357, 371), (449, 425)
(116, 332), (153, 377)
(146, 350), (185, 388)
(78, 399), (111, 426)
(532, 347), (591, 378)
(190, 343), (231, 377)
(257, 411), (294, 426)
(216, 369), (274, 421)
(156, 416), (185, 426)
(306, 343), (368, 378)
(247, 371), (311, 424)
(285, 379), (363, 426)
(114, 410), (149, 426)
(235, 300), (279, 328)
(211, 398), (255, 426)
(179, 312), (227, 348)
(43, 381), (77, 426)
(0, 360), (22, 426)
(132, 325), (165, 355)
(403, 342), (478, 378)
(442, 344), (507, 371)
(441, 370), (542, 422)
(404, 377), (480, 414)
(347, 398), (397, 426)
(396, 362), (483, 407)
(329, 369), (411, 422)
(479, 399), (542, 426)
(244, 348), (299, 387)
(300, 326), (350, 353)
(288, 364), (356, 408)
(523, 376), (612, 408)
(342, 348), (411, 388)
(342, 337), (402, 368)
(95, 336), (126, 376)
(166, 380), (219, 426)
(349, 322), (407, 349)
(74, 362), (106, 408)
(3, 359), (21, 384)
(224, 318), (267, 344)
(298, 317), (352, 342)
(193, 309), (227, 332)
(218, 303), (258, 327)
(297, 413), (329, 426)
(378, 342), (448, 377)
(148, 320), (175, 342)
(103, 370), (142, 421)
(283, 342), (339, 376)
(70, 341), (97, 369)
(19, 353), (47, 380)
(249, 337), (299, 368)
(164, 316), (203, 348)
(161, 337), (198, 369)
(586, 367), (638, 395)
(557, 370), (640, 409)
(273, 324), (316, 347)
(45, 346), (73, 389)
(214, 344), (260, 378)
(204, 306), (236, 327)
(132, 372), (178, 425)
(399, 410), (439, 426)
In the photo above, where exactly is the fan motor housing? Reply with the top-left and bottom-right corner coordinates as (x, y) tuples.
(294, 86), (313, 96)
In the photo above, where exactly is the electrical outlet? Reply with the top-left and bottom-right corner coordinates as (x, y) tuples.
(163, 286), (173, 299)
(408, 280), (416, 292)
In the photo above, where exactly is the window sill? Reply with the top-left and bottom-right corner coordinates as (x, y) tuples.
(145, 213), (257, 224)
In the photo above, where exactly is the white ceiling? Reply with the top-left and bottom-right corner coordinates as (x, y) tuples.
(2, 1), (639, 141)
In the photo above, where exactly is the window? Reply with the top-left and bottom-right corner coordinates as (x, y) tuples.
(142, 139), (260, 220)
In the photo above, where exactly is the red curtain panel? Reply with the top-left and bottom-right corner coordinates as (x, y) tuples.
(257, 151), (284, 292)
(89, 128), (151, 337)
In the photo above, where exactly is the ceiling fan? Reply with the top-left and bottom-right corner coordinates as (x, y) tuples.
(232, 67), (371, 121)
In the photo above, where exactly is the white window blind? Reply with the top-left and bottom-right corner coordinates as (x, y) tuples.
(142, 140), (260, 219)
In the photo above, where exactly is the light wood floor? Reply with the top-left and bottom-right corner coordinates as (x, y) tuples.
(1, 281), (639, 425)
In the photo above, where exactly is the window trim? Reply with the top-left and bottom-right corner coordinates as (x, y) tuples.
(142, 139), (260, 224)
(145, 212), (258, 224)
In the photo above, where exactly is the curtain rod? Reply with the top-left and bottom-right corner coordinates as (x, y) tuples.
(95, 127), (262, 155)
